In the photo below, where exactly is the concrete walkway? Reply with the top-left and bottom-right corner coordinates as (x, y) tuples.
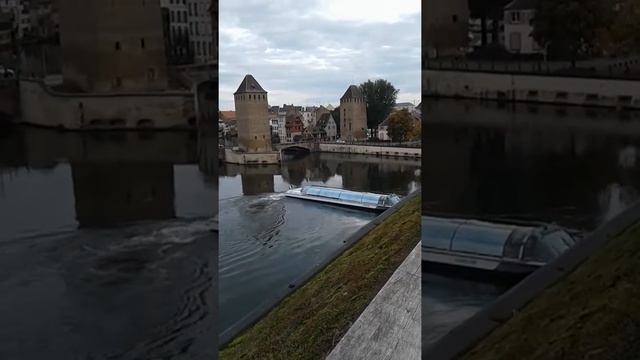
(326, 243), (421, 360)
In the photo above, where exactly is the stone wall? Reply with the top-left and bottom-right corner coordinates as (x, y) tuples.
(224, 149), (280, 165)
(424, 69), (640, 108)
(318, 143), (421, 158)
(339, 97), (367, 140)
(423, 0), (469, 58)
(0, 79), (18, 120)
(58, 0), (168, 92)
(235, 92), (272, 153)
(19, 79), (195, 130)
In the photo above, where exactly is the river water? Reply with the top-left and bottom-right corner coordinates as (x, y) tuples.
(218, 152), (421, 337)
(422, 99), (640, 348)
(0, 126), (217, 359)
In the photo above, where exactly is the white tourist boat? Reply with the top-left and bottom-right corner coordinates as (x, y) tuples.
(422, 216), (577, 278)
(284, 185), (401, 212)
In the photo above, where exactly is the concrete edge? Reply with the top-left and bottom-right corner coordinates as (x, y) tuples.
(422, 199), (640, 360)
(219, 190), (422, 348)
(19, 78), (193, 97)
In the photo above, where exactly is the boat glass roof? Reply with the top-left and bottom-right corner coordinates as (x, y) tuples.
(421, 216), (459, 250)
(422, 216), (529, 257)
(302, 186), (389, 205)
(422, 216), (575, 262)
(452, 223), (514, 257)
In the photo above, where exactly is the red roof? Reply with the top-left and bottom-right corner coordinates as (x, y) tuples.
(219, 111), (236, 122)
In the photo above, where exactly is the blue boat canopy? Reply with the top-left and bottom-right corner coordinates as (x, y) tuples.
(422, 216), (575, 262)
(301, 186), (400, 207)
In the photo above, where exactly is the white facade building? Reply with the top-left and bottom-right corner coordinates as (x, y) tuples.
(160, 0), (190, 63)
(1, 0), (27, 38)
(187, 0), (214, 64)
(316, 113), (337, 140)
(503, 0), (543, 55)
(301, 106), (317, 129)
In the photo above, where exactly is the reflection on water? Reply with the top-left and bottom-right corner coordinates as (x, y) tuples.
(219, 153), (420, 336)
(0, 126), (217, 359)
(422, 99), (640, 349)
(422, 274), (506, 348)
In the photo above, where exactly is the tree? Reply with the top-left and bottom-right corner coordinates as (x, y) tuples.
(409, 120), (421, 141)
(533, 0), (613, 66)
(609, 0), (640, 55)
(386, 110), (413, 143)
(359, 79), (398, 138)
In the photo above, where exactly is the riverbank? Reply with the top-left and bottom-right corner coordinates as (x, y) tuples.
(326, 242), (421, 360)
(461, 220), (640, 360)
(219, 194), (420, 359)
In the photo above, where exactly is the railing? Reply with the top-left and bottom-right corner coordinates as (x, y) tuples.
(318, 140), (421, 148)
(424, 57), (640, 81)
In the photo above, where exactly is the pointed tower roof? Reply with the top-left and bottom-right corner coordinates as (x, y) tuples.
(234, 74), (267, 94)
(340, 85), (363, 101)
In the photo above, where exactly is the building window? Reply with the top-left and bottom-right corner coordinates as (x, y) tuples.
(115, 41), (121, 51)
(147, 68), (156, 80)
(452, 15), (458, 23)
(140, 38), (145, 49)
(511, 11), (521, 23)
(114, 77), (122, 87)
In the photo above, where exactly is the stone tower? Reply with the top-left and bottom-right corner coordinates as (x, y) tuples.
(423, 0), (470, 58)
(339, 85), (367, 140)
(234, 74), (272, 153)
(58, 0), (169, 92)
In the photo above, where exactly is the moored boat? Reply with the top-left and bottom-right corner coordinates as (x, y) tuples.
(421, 216), (577, 279)
(284, 185), (401, 212)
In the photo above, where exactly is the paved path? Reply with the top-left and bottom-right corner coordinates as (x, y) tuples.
(326, 243), (421, 360)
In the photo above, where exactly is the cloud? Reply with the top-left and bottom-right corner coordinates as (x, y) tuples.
(315, 0), (421, 24)
(219, 0), (421, 110)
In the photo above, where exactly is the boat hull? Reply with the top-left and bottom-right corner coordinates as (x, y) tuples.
(421, 249), (542, 283)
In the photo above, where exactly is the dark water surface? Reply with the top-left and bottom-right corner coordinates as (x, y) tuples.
(0, 127), (217, 359)
(422, 99), (640, 348)
(218, 153), (420, 337)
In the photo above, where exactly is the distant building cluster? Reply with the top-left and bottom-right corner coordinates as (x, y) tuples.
(0, 0), (216, 68)
(221, 74), (422, 145)
(0, 0), (59, 46)
(160, 0), (216, 65)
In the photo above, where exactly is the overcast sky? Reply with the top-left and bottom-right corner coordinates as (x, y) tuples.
(219, 0), (421, 110)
